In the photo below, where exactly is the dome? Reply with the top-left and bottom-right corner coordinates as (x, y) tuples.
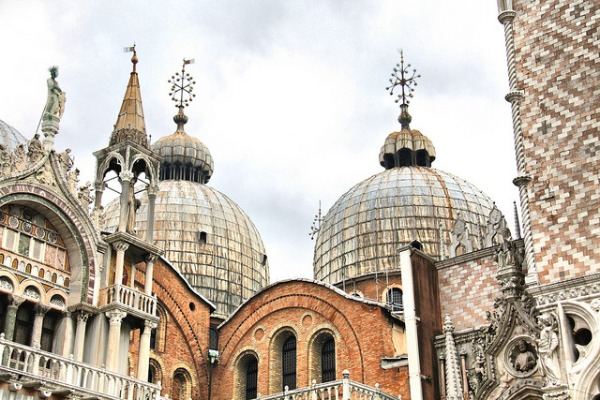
(103, 180), (269, 317)
(0, 120), (28, 150)
(152, 108), (214, 183)
(313, 167), (495, 283)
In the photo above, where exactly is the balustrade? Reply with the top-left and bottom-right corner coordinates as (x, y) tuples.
(102, 284), (157, 316)
(0, 334), (162, 400)
(256, 371), (399, 400)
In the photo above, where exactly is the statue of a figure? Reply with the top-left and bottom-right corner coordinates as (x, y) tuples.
(126, 179), (141, 234)
(0, 144), (12, 175)
(67, 168), (79, 192)
(514, 340), (536, 372)
(78, 181), (94, 210)
(28, 134), (44, 163)
(537, 313), (561, 385)
(59, 148), (74, 172)
(13, 144), (27, 171)
(43, 66), (66, 120)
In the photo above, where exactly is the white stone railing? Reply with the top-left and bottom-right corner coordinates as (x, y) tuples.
(0, 334), (163, 400)
(102, 284), (157, 317)
(256, 371), (400, 400)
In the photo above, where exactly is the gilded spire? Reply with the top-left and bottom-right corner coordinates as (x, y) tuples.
(386, 50), (421, 129)
(109, 45), (148, 148)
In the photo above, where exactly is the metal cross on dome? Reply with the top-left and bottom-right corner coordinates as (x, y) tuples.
(386, 50), (421, 105)
(169, 59), (196, 108)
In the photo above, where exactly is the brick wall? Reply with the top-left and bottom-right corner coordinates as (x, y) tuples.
(512, 0), (600, 284)
(214, 279), (410, 400)
(437, 250), (498, 330)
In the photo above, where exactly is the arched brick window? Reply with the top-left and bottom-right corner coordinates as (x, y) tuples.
(171, 368), (191, 400)
(386, 287), (403, 312)
(282, 336), (297, 390)
(245, 356), (258, 400)
(321, 338), (336, 382)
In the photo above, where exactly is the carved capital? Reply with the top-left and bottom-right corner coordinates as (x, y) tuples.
(498, 10), (517, 24)
(8, 294), (26, 307)
(112, 241), (130, 252)
(119, 170), (134, 182)
(35, 304), (50, 316)
(76, 311), (92, 324)
(145, 254), (158, 264)
(513, 174), (532, 188)
(106, 310), (127, 325)
(144, 320), (158, 331)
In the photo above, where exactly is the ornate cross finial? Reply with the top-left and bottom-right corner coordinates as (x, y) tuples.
(386, 50), (421, 129)
(169, 59), (196, 108)
(309, 201), (324, 240)
(386, 50), (420, 105)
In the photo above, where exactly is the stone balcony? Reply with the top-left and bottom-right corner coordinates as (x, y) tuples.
(0, 334), (163, 400)
(100, 284), (158, 321)
(256, 371), (399, 400)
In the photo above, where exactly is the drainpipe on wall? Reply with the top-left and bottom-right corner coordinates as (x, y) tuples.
(398, 246), (423, 400)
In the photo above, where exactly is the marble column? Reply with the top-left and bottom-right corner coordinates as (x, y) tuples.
(144, 255), (157, 295)
(73, 312), (91, 362)
(105, 310), (127, 372)
(136, 320), (157, 380)
(30, 305), (49, 348)
(118, 171), (133, 233)
(4, 295), (25, 341)
(146, 185), (158, 242)
(112, 241), (129, 286)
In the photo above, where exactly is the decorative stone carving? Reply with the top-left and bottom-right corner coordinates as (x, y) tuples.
(537, 313), (561, 386)
(77, 181), (94, 210)
(506, 338), (537, 376)
(59, 148), (74, 173)
(106, 310), (127, 325)
(28, 134), (44, 163)
(450, 213), (472, 257)
(126, 179), (141, 234)
(43, 66), (66, 121)
(13, 144), (27, 172)
(0, 144), (13, 176)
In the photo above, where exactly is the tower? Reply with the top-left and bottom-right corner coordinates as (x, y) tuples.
(92, 47), (163, 378)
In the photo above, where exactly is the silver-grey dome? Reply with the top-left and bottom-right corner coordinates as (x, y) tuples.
(0, 120), (28, 150)
(313, 167), (496, 284)
(103, 180), (269, 317)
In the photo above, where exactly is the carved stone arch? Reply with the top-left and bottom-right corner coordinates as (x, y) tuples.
(500, 379), (544, 400)
(0, 190), (96, 305)
(561, 300), (600, 399)
(97, 154), (125, 183)
(21, 281), (44, 303)
(0, 271), (17, 293)
(130, 154), (156, 183)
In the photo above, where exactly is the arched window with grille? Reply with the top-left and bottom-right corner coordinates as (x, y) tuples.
(246, 357), (258, 400)
(321, 338), (336, 382)
(387, 287), (403, 312)
(282, 336), (297, 390)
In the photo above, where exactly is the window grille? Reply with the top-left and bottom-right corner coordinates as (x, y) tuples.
(246, 358), (258, 400)
(282, 336), (297, 390)
(321, 338), (336, 382)
(387, 288), (404, 312)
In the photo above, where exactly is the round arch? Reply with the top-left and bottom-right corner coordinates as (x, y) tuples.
(0, 187), (97, 305)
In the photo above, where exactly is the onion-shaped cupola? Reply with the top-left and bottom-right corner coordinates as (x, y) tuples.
(152, 63), (214, 184)
(313, 52), (498, 284)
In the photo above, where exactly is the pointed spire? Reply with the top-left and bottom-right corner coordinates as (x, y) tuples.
(443, 316), (464, 400)
(109, 45), (149, 148)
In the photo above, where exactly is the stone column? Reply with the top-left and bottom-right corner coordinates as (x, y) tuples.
(112, 241), (129, 286)
(30, 305), (49, 348)
(146, 185), (158, 242)
(118, 171), (133, 233)
(4, 295), (25, 341)
(73, 311), (91, 362)
(105, 310), (127, 372)
(136, 320), (157, 380)
(144, 255), (157, 295)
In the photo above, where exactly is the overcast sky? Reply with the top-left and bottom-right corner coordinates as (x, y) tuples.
(0, 1), (518, 283)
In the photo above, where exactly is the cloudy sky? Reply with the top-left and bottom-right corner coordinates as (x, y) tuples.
(0, 1), (518, 283)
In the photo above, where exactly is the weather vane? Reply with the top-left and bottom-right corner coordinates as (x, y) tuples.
(309, 201), (325, 240)
(385, 50), (420, 106)
(169, 59), (196, 108)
